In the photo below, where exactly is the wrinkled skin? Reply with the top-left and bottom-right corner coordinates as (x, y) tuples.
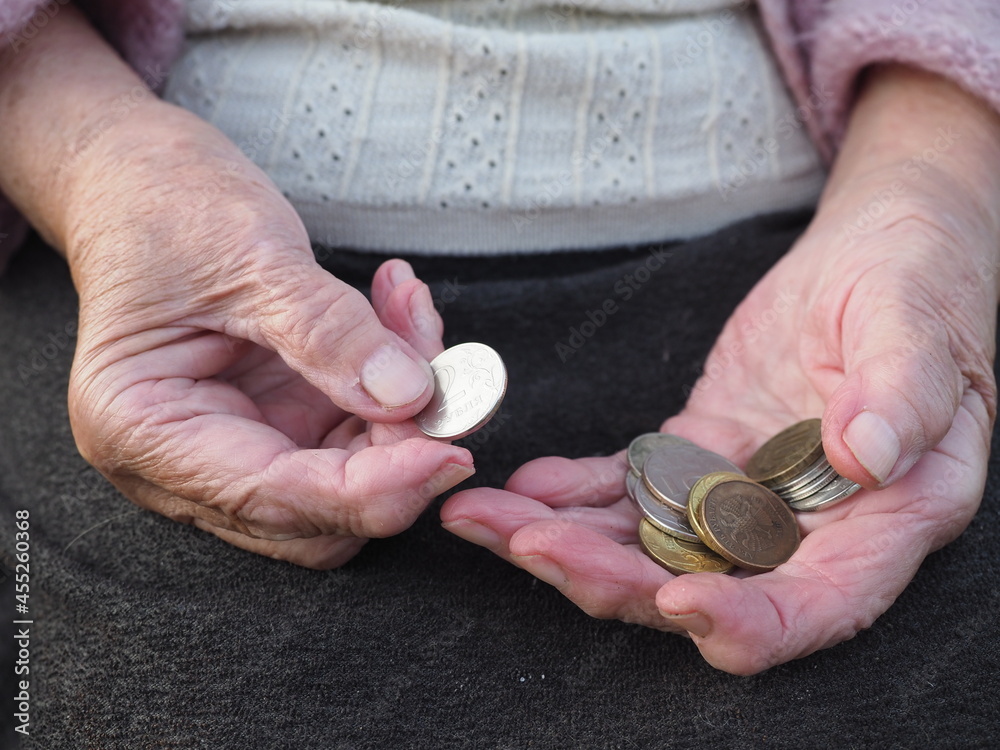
(443, 159), (1000, 673)
(0, 9), (475, 570)
(2, 11), (999, 673)
(61, 105), (476, 569)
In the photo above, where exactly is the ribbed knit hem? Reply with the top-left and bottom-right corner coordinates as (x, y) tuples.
(307, 170), (825, 254)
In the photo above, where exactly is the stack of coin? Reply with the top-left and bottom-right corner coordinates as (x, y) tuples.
(686, 471), (801, 574)
(626, 433), (799, 575)
(746, 419), (861, 511)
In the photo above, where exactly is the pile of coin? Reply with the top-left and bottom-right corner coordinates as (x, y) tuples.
(746, 419), (861, 511)
(627, 433), (800, 576)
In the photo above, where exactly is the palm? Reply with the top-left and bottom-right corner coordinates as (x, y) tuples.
(138, 335), (421, 454)
(69, 255), (464, 568)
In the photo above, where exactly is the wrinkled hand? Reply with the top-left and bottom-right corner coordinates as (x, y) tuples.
(64, 103), (473, 568)
(444, 142), (1000, 672)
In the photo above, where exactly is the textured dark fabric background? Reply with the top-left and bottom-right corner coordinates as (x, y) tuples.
(1, 211), (999, 749)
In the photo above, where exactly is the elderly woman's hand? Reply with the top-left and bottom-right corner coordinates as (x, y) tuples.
(443, 66), (1000, 673)
(63, 103), (477, 568)
(0, 9), (473, 568)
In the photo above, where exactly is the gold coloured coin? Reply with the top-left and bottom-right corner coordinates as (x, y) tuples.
(688, 474), (800, 573)
(745, 418), (825, 488)
(638, 519), (733, 575)
(686, 472), (747, 544)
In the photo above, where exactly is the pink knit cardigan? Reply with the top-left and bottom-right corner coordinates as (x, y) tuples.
(1, 0), (999, 267)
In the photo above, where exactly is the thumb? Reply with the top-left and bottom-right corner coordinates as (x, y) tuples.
(821, 299), (963, 489)
(233, 257), (435, 421)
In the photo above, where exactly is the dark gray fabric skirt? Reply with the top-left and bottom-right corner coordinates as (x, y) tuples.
(2, 210), (998, 748)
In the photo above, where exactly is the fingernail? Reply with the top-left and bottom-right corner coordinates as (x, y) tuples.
(442, 519), (501, 550)
(408, 283), (440, 341)
(423, 462), (476, 497)
(360, 344), (432, 407)
(662, 610), (713, 638)
(387, 260), (415, 288)
(512, 554), (568, 590)
(843, 411), (900, 484)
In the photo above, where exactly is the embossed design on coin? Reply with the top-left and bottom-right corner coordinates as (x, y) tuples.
(415, 343), (507, 440)
(686, 471), (747, 544)
(642, 444), (742, 512)
(746, 418), (824, 487)
(689, 473), (799, 573)
(627, 433), (694, 476)
(638, 519), (733, 575)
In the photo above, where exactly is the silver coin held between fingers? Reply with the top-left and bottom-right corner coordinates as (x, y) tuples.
(415, 343), (507, 440)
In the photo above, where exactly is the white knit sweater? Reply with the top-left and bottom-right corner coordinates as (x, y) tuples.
(165, 0), (825, 254)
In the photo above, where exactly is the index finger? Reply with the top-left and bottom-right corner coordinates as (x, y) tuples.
(505, 452), (631, 508)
